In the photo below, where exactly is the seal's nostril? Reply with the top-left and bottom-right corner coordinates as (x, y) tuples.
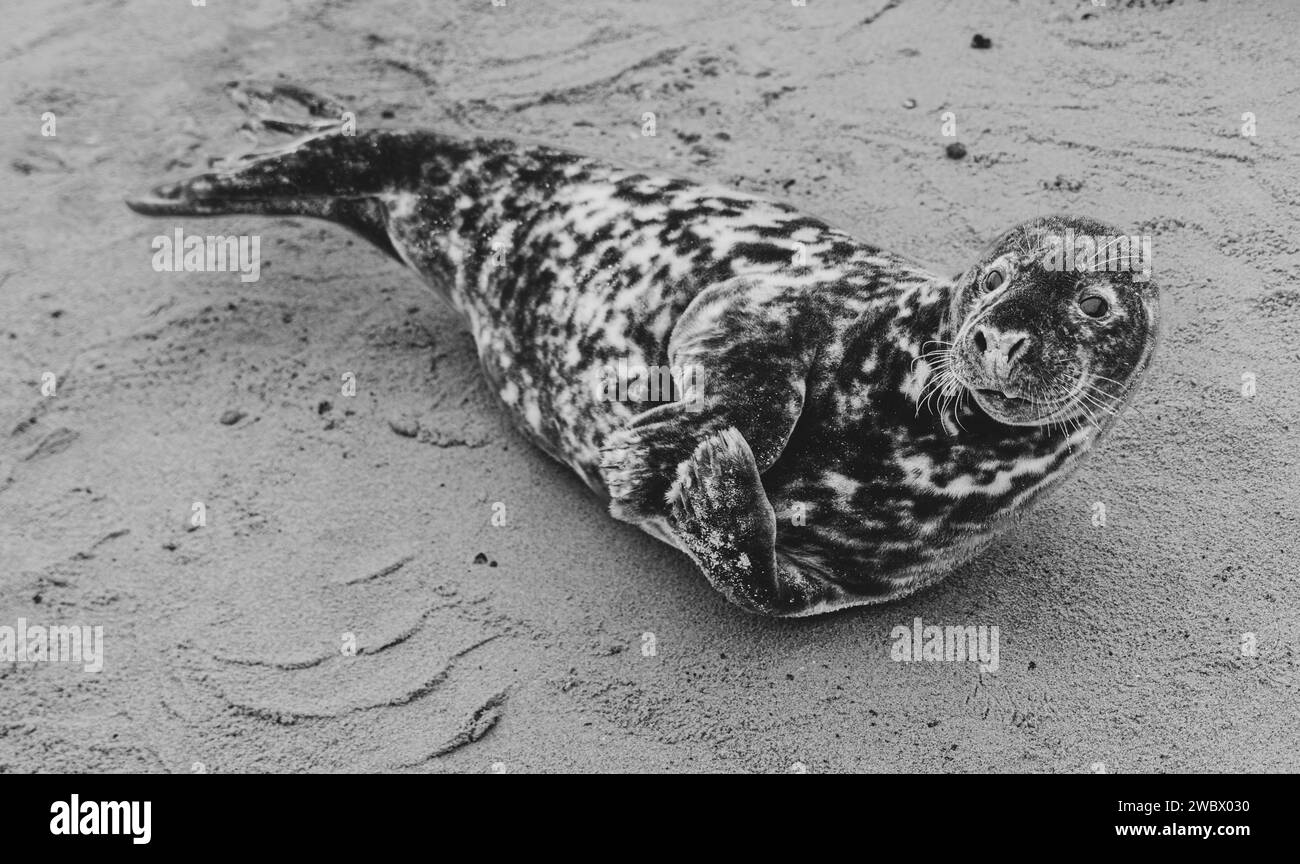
(974, 329), (987, 352)
(1006, 336), (1027, 364)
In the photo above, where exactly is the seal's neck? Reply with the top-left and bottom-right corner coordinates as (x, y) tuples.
(931, 282), (960, 347)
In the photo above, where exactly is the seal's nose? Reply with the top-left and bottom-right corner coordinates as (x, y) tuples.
(973, 327), (1029, 367)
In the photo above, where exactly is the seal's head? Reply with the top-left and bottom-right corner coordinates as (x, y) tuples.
(942, 215), (1160, 428)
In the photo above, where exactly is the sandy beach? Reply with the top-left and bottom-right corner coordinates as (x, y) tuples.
(1, 0), (1297, 772)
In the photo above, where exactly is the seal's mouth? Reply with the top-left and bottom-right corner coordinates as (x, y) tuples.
(964, 371), (1096, 428)
(969, 384), (1046, 425)
(975, 387), (1032, 409)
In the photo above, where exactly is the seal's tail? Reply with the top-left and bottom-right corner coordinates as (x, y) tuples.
(125, 82), (404, 258)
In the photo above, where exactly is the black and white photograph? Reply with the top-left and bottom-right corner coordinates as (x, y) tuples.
(1, 0), (1296, 800)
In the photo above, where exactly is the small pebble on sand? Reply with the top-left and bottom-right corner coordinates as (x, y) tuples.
(388, 415), (419, 437)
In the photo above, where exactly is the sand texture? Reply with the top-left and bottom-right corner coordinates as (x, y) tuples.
(1, 0), (1297, 772)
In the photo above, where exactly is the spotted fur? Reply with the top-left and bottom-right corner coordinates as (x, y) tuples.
(127, 84), (1160, 617)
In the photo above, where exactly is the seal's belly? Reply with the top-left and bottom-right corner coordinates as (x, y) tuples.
(763, 414), (1094, 597)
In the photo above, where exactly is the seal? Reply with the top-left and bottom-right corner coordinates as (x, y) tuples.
(127, 83), (1161, 617)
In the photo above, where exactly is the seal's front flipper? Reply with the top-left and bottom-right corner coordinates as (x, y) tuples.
(599, 277), (816, 523)
(667, 428), (838, 616)
(596, 277), (837, 615)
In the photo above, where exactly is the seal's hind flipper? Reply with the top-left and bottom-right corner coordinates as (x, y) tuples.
(125, 83), (405, 262)
(226, 81), (352, 140)
(200, 82), (355, 174)
(126, 81), (362, 218)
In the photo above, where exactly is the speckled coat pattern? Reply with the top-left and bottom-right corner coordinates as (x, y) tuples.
(128, 89), (1158, 617)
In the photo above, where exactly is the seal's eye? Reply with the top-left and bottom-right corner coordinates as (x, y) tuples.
(981, 268), (1006, 292)
(1079, 296), (1109, 318)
